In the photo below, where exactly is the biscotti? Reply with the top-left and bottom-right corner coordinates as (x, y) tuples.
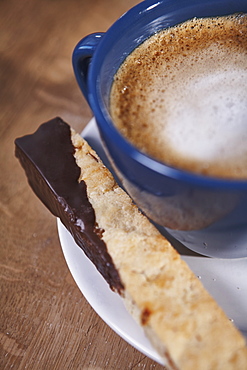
(15, 117), (247, 370)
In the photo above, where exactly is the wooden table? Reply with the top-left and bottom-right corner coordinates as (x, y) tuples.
(0, 1), (164, 368)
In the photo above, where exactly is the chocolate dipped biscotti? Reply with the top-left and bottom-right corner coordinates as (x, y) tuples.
(15, 117), (247, 370)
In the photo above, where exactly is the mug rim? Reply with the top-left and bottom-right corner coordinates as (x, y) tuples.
(87, 0), (247, 190)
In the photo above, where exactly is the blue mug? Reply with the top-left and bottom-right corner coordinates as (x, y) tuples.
(72, 0), (247, 258)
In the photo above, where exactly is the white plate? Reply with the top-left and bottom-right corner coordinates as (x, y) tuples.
(57, 118), (247, 365)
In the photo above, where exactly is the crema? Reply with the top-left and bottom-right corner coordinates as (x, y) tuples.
(110, 14), (247, 179)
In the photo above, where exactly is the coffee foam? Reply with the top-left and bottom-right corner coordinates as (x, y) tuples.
(163, 69), (247, 161)
(110, 15), (247, 179)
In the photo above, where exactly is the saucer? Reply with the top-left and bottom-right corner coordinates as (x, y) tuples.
(57, 117), (247, 364)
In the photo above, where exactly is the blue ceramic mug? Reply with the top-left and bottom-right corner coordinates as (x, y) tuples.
(72, 0), (247, 258)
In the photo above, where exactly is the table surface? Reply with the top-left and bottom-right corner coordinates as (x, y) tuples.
(0, 0), (164, 368)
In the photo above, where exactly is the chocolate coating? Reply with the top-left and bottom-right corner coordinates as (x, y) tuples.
(15, 117), (124, 293)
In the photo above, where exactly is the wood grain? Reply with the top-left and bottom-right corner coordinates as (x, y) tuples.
(0, 0), (164, 368)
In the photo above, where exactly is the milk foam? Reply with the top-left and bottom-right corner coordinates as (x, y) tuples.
(110, 15), (247, 178)
(155, 68), (247, 162)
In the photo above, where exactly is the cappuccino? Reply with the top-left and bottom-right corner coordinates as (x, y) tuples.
(110, 14), (247, 179)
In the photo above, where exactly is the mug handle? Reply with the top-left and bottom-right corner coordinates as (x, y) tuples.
(72, 33), (105, 105)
